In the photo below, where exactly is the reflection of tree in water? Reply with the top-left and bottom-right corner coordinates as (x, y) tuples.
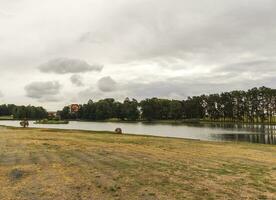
(207, 123), (276, 144)
(189, 123), (276, 144)
(205, 123), (276, 134)
(213, 133), (276, 145)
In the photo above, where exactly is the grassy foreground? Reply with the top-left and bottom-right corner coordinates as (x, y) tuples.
(0, 127), (275, 200)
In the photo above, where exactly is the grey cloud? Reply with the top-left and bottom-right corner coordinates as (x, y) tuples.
(218, 60), (276, 73)
(79, 78), (231, 101)
(119, 71), (276, 100)
(39, 58), (103, 74)
(1, 0), (276, 110)
(78, 87), (126, 103)
(97, 76), (117, 92)
(37, 96), (61, 103)
(70, 74), (84, 86)
(24, 81), (61, 102)
(0, 90), (3, 98)
(78, 70), (276, 103)
(78, 0), (276, 65)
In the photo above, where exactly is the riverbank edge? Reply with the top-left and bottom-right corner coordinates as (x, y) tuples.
(71, 119), (276, 126)
(1, 125), (271, 148)
(2, 117), (276, 125)
(0, 125), (235, 144)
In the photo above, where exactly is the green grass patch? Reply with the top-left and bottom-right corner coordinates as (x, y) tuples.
(0, 115), (13, 120)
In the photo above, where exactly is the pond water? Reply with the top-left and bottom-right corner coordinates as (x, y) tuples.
(0, 120), (275, 145)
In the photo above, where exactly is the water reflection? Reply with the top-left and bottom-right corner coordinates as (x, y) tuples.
(212, 133), (276, 145)
(196, 123), (276, 144)
(196, 123), (276, 134)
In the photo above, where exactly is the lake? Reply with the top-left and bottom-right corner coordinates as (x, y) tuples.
(0, 120), (275, 144)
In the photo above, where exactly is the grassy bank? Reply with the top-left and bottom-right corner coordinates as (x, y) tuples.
(0, 126), (275, 199)
(0, 116), (13, 120)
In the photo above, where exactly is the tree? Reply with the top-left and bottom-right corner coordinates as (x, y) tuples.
(59, 106), (70, 120)
(169, 100), (182, 120)
(121, 98), (140, 121)
(183, 96), (205, 119)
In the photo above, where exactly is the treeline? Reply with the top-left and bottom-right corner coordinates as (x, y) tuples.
(0, 104), (48, 119)
(58, 98), (140, 121)
(59, 87), (276, 123)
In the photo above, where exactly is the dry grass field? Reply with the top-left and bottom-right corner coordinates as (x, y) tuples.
(0, 126), (275, 200)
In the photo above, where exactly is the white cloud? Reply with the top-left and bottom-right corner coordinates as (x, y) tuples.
(70, 74), (84, 87)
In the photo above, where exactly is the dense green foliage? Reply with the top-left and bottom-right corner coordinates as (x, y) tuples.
(140, 98), (183, 121)
(0, 104), (47, 119)
(58, 98), (140, 121)
(59, 87), (276, 123)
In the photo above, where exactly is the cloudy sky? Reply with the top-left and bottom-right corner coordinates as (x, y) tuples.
(0, 0), (276, 110)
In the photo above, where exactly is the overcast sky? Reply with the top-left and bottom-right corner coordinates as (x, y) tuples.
(0, 0), (276, 111)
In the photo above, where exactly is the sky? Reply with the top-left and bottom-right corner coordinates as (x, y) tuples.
(0, 0), (276, 111)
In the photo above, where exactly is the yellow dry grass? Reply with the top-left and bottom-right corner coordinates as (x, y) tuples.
(0, 126), (275, 200)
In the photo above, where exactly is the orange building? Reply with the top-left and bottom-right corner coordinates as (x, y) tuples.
(70, 104), (80, 113)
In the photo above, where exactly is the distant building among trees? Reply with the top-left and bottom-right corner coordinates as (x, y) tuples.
(47, 111), (59, 120)
(70, 104), (80, 113)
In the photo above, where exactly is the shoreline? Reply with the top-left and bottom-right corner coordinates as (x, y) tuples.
(0, 125), (209, 143)
(2, 118), (276, 126)
(0, 124), (274, 146)
(72, 119), (276, 126)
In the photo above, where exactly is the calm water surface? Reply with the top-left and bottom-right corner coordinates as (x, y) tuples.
(0, 120), (275, 144)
